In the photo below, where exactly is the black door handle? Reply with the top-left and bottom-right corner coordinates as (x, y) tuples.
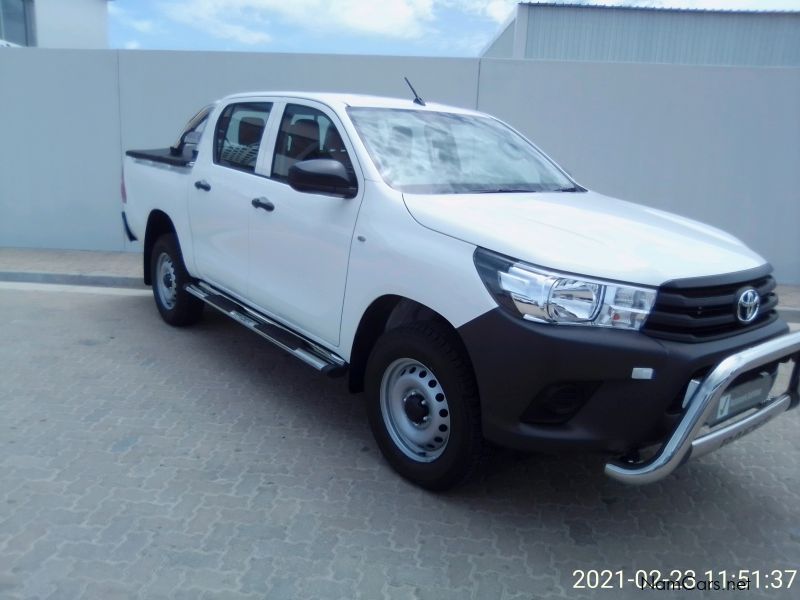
(194, 180), (211, 191)
(251, 197), (275, 212)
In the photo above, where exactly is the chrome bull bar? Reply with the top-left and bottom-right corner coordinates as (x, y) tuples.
(605, 330), (800, 485)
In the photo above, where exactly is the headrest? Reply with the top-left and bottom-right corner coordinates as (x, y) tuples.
(324, 127), (345, 152)
(392, 126), (413, 142)
(287, 118), (319, 143)
(238, 117), (265, 145)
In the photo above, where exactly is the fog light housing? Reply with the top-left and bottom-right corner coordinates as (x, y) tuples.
(521, 382), (600, 425)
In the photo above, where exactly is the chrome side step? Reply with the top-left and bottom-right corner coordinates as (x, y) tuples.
(185, 282), (347, 377)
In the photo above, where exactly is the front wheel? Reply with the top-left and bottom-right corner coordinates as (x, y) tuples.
(365, 322), (483, 490)
(150, 233), (204, 326)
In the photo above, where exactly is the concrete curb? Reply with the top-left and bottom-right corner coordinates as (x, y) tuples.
(0, 271), (146, 289)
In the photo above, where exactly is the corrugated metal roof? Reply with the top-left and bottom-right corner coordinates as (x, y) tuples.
(521, 2), (800, 15)
(506, 3), (800, 66)
(483, 3), (800, 65)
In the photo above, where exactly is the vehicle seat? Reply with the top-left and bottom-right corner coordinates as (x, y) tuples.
(390, 126), (413, 157)
(322, 127), (352, 171)
(231, 117), (265, 167)
(220, 116), (264, 168)
(425, 125), (460, 171)
(238, 117), (265, 146)
(286, 118), (320, 162)
(383, 126), (416, 181)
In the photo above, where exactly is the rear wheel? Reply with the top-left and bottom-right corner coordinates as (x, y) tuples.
(365, 321), (483, 490)
(150, 234), (204, 326)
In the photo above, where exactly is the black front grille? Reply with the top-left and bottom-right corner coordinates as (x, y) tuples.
(642, 266), (779, 343)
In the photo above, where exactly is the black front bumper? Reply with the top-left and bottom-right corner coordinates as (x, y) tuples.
(457, 308), (790, 454)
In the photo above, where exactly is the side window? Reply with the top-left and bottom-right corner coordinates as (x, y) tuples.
(271, 104), (354, 182)
(213, 102), (272, 173)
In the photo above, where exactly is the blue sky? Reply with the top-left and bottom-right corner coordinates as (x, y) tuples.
(109, 1), (800, 57)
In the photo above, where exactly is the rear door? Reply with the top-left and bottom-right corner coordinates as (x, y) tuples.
(247, 100), (364, 346)
(189, 100), (275, 298)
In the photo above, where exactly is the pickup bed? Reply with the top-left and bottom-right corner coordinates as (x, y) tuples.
(123, 91), (800, 490)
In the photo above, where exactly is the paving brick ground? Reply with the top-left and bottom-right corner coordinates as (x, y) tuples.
(0, 282), (799, 599)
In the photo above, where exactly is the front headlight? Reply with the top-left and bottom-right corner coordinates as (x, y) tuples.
(474, 248), (656, 330)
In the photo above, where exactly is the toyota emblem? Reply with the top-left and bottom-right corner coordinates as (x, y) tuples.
(736, 288), (760, 324)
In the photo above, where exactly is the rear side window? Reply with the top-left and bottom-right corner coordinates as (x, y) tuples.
(271, 104), (354, 182)
(214, 102), (272, 173)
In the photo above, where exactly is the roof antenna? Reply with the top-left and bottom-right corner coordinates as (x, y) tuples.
(404, 77), (426, 106)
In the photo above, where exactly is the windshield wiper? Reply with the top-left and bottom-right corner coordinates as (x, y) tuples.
(551, 185), (587, 193)
(474, 188), (539, 194)
(473, 185), (586, 194)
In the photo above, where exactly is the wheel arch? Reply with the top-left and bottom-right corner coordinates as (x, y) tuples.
(348, 295), (473, 393)
(143, 210), (177, 285)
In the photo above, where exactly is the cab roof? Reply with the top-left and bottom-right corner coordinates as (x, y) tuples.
(223, 91), (483, 116)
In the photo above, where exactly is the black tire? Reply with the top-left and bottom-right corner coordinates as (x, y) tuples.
(365, 321), (483, 491)
(150, 233), (204, 326)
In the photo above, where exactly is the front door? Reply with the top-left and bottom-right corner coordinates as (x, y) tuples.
(248, 101), (364, 346)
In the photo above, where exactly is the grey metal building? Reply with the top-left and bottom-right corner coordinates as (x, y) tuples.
(482, 2), (800, 66)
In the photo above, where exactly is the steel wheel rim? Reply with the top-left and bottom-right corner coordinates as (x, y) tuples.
(156, 252), (178, 310)
(379, 358), (451, 463)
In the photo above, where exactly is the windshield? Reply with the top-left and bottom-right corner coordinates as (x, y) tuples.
(347, 107), (576, 194)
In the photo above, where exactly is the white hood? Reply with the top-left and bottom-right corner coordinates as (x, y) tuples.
(402, 190), (766, 287)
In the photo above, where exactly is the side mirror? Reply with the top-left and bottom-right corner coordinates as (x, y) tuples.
(288, 159), (357, 198)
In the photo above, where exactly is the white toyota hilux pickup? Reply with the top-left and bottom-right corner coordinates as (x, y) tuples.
(122, 91), (799, 490)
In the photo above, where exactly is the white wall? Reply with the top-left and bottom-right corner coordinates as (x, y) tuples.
(0, 49), (121, 250)
(477, 59), (800, 283)
(118, 51), (479, 152)
(33, 0), (108, 48)
(0, 48), (798, 283)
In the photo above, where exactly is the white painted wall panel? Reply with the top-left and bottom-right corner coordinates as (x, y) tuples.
(0, 49), (121, 250)
(117, 51), (479, 152)
(478, 59), (800, 283)
(0, 49), (798, 282)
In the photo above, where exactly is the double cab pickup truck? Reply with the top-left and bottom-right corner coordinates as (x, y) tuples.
(123, 91), (800, 490)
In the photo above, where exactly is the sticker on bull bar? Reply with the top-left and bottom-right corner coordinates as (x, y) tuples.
(708, 371), (774, 427)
